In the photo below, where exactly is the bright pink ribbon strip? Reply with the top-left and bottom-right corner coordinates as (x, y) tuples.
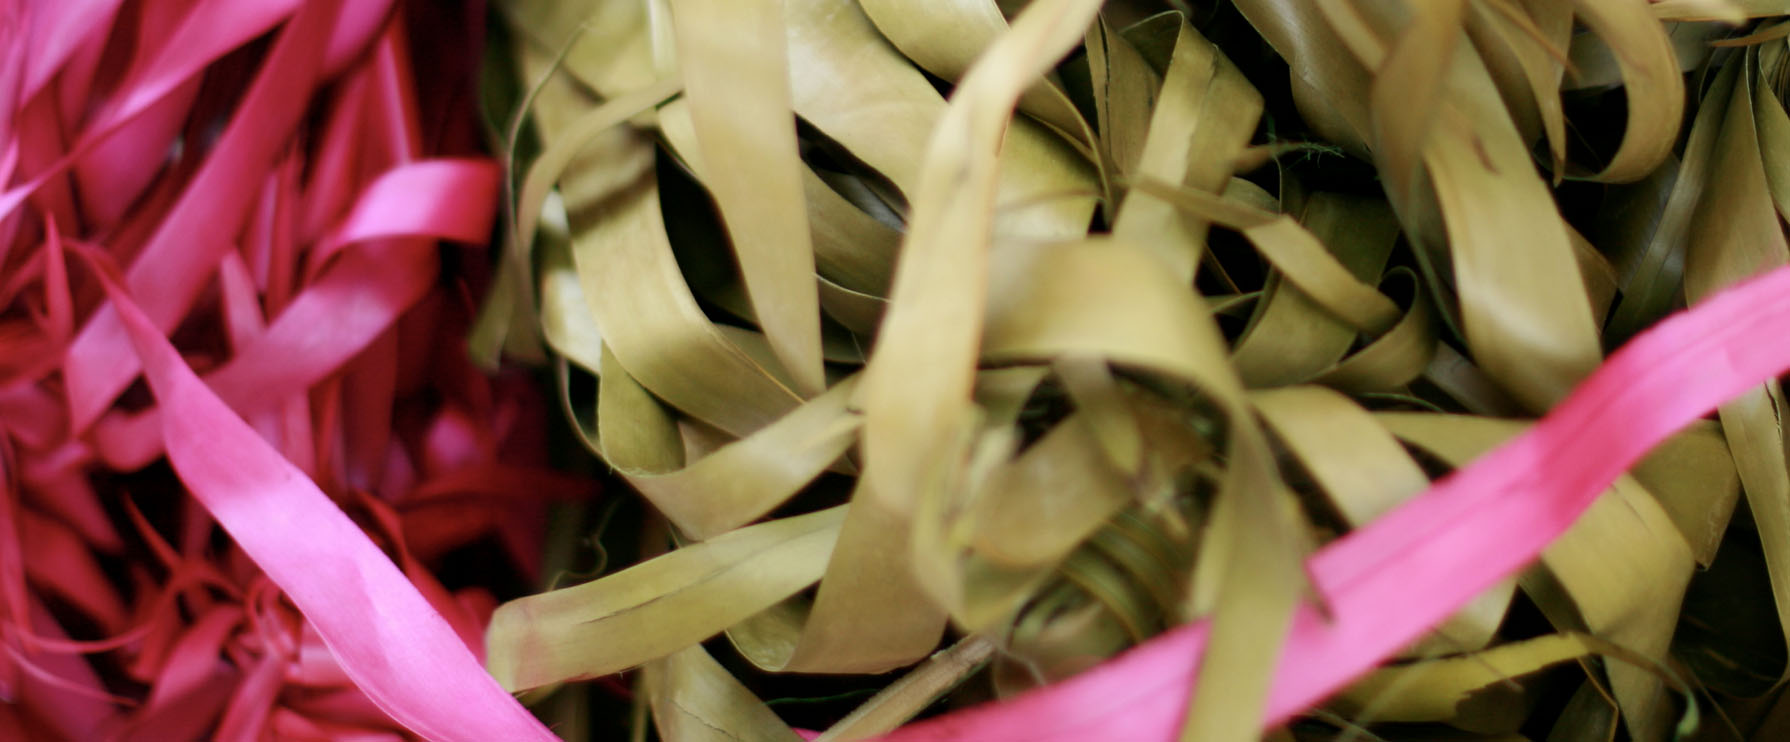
(61, 0), (345, 433)
(879, 263), (1790, 741)
(86, 262), (559, 740)
(88, 158), (499, 471)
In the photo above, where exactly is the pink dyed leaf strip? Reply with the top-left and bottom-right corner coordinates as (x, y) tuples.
(321, 0), (398, 77)
(0, 0), (316, 226)
(0, 5), (24, 152)
(74, 77), (202, 230)
(213, 651), (285, 742)
(86, 0), (304, 134)
(91, 263), (557, 740)
(139, 607), (241, 720)
(89, 159), (498, 470)
(20, 509), (127, 631)
(0, 437), (26, 655)
(879, 263), (1790, 741)
(16, 598), (117, 740)
(62, 0), (346, 432)
(307, 158), (500, 273)
(71, 0), (204, 228)
(20, 0), (128, 111)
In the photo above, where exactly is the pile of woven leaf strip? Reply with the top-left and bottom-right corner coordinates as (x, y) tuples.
(0, 1), (598, 739)
(480, 0), (1790, 740)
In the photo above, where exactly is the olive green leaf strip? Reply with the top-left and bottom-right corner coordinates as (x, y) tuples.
(1059, 549), (1158, 642)
(741, 487), (951, 674)
(626, 377), (861, 541)
(977, 243), (1262, 407)
(1208, 292), (1260, 317)
(995, 585), (1134, 695)
(1628, 422), (1741, 567)
(1180, 447), (1305, 742)
(855, 0), (1096, 154)
(816, 278), (887, 337)
(949, 556), (1082, 640)
(1425, 102), (1602, 411)
(721, 465), (961, 676)
(1232, 0), (1375, 152)
(804, 169), (901, 298)
(1369, 0), (1465, 206)
(1468, 0), (1572, 175)
(965, 412), (1134, 569)
(645, 644), (805, 742)
(1235, 0), (1449, 339)
(1331, 633), (1597, 726)
(1714, 17), (1790, 46)
(537, 222), (604, 374)
(503, 0), (661, 95)
(814, 636), (997, 742)
(467, 255), (546, 368)
(784, 0), (1095, 239)
(1751, 41), (1790, 221)
(1379, 413), (1696, 742)
(1311, 268), (1439, 394)
(713, 324), (863, 381)
(1684, 47), (1790, 692)
(1566, 226), (1619, 324)
(1054, 356), (1144, 477)
(1232, 265), (1361, 388)
(946, 397), (1208, 633)
(1232, 194), (1402, 387)
(974, 366), (1052, 430)
(1544, 489), (1696, 742)
(1311, 0), (1394, 68)
(1220, 175), (1285, 212)
(1417, 343), (1527, 417)
(981, 240), (1247, 405)
(1545, 675), (1622, 742)
(1569, 0), (1687, 183)
(516, 42), (664, 211)
(907, 427), (1021, 630)
(1251, 387), (1429, 525)
(1567, 20), (1725, 90)
(667, 0), (824, 396)
(659, 97), (901, 312)
(1084, 14), (1162, 220)
(1134, 178), (1401, 335)
(975, 238), (1306, 742)
(1411, 5), (1601, 398)
(482, 28), (587, 370)
(900, 372), (1063, 633)
(568, 150), (802, 437)
(1605, 54), (1734, 343)
(1250, 386), (1512, 656)
(555, 357), (602, 461)
(1649, 0), (1762, 21)
(1597, 159), (1683, 342)
(1088, 516), (1185, 619)
(1247, 0), (1605, 411)
(597, 343), (687, 474)
(1111, 20), (1264, 281)
(856, 0), (1102, 523)
(485, 506), (846, 692)
(1126, 397), (1218, 530)
(514, 77), (683, 281)
(1683, 46), (1787, 281)
(476, 52), (675, 369)
(783, 0), (970, 196)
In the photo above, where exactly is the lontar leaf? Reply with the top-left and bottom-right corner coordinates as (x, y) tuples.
(479, 2), (1790, 741)
(486, 506), (845, 692)
(668, 0), (825, 397)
